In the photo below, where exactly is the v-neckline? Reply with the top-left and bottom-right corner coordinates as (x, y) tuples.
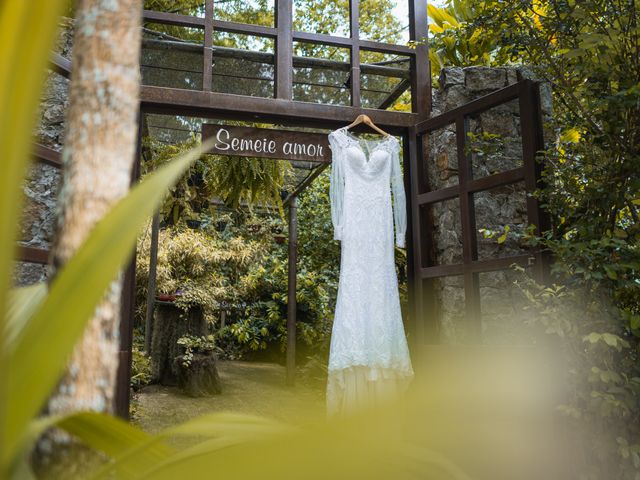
(340, 128), (391, 164)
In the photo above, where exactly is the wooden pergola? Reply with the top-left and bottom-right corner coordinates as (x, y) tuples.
(22, 0), (550, 419)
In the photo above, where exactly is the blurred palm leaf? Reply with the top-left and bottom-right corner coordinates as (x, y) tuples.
(0, 0), (73, 470)
(4, 134), (216, 466)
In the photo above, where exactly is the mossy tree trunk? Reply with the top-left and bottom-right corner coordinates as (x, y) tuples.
(47, 0), (142, 421)
(150, 303), (207, 385)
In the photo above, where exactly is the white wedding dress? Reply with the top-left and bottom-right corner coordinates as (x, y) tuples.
(326, 127), (414, 417)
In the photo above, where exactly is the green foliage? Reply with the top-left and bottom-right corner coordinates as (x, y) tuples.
(136, 208), (335, 361)
(144, 0), (205, 16)
(426, 1), (505, 82)
(229, 252), (333, 355)
(204, 151), (291, 216)
(428, 3), (640, 474)
(513, 268), (640, 478)
(297, 172), (341, 293)
(213, 0), (274, 27)
(136, 221), (268, 325)
(142, 134), (293, 223)
(0, 0), (72, 471)
(442, 1), (640, 280)
(131, 345), (152, 391)
(293, 0), (402, 45)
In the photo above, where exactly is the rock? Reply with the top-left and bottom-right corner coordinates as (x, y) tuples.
(440, 67), (465, 88)
(14, 19), (72, 287)
(13, 262), (48, 286)
(465, 67), (507, 92)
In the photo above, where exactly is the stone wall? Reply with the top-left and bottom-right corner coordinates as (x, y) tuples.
(14, 19), (73, 286)
(427, 66), (553, 344)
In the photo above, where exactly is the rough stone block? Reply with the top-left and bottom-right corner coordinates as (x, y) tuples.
(13, 261), (49, 286)
(443, 84), (470, 111)
(465, 67), (507, 92)
(440, 67), (465, 88)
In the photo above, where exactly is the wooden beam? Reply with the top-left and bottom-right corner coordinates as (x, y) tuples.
(142, 40), (410, 80)
(377, 78), (411, 110)
(141, 85), (417, 130)
(415, 82), (522, 133)
(114, 112), (143, 419)
(33, 143), (62, 168)
(456, 116), (481, 341)
(49, 52), (71, 78)
(17, 246), (50, 264)
(519, 80), (551, 283)
(420, 254), (535, 279)
(142, 9), (205, 27)
(213, 19), (277, 38)
(416, 167), (527, 206)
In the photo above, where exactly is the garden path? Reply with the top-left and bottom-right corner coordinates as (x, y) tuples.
(132, 360), (326, 433)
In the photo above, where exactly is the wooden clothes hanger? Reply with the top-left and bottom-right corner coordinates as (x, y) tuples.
(344, 114), (390, 137)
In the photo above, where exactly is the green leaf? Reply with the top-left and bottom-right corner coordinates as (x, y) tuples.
(91, 412), (289, 479)
(130, 410), (471, 480)
(583, 332), (602, 344)
(602, 333), (630, 351)
(604, 266), (618, 280)
(427, 4), (459, 27)
(560, 127), (581, 143)
(0, 0), (70, 470)
(57, 412), (172, 478)
(5, 137), (216, 465)
(3, 284), (47, 349)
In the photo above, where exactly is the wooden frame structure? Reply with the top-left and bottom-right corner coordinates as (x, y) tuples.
(20, 0), (550, 420)
(407, 79), (551, 344)
(30, 0), (431, 418)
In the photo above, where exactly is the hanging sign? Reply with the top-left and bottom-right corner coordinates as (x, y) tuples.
(202, 124), (331, 163)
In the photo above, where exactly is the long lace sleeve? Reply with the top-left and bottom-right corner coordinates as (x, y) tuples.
(389, 138), (406, 248)
(328, 131), (346, 241)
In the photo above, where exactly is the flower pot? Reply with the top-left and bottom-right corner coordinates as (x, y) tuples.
(157, 294), (176, 302)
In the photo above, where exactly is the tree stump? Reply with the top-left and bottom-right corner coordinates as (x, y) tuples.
(174, 353), (222, 397)
(150, 301), (207, 385)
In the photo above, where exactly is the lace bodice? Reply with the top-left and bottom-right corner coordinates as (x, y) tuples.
(328, 127), (407, 248)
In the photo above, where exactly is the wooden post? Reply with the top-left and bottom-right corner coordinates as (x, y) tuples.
(349, 0), (361, 108)
(275, 0), (293, 100)
(114, 112), (143, 420)
(144, 209), (160, 352)
(409, 0), (431, 116)
(286, 195), (297, 386)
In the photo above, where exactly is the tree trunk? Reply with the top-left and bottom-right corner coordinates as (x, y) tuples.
(47, 0), (142, 418)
